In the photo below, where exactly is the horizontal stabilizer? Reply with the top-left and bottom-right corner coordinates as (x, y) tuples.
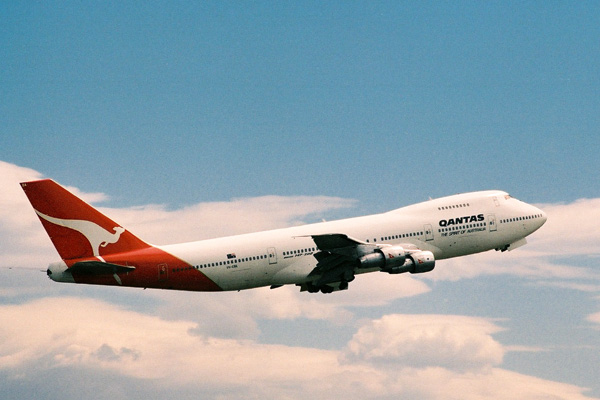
(68, 261), (136, 275)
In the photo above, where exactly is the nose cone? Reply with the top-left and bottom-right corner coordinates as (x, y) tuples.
(540, 209), (548, 225)
(532, 206), (548, 232)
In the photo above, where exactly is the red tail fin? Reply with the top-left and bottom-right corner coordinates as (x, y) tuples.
(21, 179), (150, 261)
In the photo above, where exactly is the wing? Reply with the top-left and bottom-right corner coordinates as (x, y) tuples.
(310, 233), (370, 250)
(300, 234), (377, 293)
(300, 233), (435, 294)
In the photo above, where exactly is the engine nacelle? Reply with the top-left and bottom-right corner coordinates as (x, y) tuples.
(376, 250), (435, 274)
(358, 246), (406, 270)
(407, 250), (435, 274)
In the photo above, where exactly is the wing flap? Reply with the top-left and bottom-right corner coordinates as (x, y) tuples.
(301, 233), (372, 292)
(308, 253), (354, 277)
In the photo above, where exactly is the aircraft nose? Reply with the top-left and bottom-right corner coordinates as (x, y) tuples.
(534, 206), (548, 230)
(540, 209), (548, 224)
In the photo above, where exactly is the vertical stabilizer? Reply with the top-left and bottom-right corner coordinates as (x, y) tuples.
(21, 179), (150, 261)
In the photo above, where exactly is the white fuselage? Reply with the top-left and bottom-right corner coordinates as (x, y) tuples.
(155, 190), (546, 291)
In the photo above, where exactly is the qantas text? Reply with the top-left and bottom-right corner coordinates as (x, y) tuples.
(439, 214), (485, 227)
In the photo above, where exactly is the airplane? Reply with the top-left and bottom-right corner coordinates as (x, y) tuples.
(21, 179), (547, 294)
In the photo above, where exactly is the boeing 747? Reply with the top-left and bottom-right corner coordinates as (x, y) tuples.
(21, 179), (546, 294)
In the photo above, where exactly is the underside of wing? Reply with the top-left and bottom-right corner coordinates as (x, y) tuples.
(300, 234), (376, 294)
(299, 233), (435, 294)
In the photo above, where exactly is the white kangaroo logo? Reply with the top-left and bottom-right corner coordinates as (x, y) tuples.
(35, 210), (125, 257)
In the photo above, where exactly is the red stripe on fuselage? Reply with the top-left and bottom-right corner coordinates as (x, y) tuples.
(67, 246), (222, 292)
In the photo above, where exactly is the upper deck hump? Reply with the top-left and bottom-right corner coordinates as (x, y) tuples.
(386, 190), (508, 214)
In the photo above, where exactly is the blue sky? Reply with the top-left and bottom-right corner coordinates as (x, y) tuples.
(3, 2), (599, 209)
(1, 2), (600, 399)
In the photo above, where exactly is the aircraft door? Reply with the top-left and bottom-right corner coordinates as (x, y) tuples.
(158, 263), (168, 281)
(268, 247), (277, 265)
(488, 215), (497, 232)
(424, 224), (434, 241)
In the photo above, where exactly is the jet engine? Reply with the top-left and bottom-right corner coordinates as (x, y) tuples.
(405, 250), (435, 274)
(360, 247), (435, 275)
(359, 246), (406, 270)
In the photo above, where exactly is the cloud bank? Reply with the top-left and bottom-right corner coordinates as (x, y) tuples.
(0, 297), (596, 400)
(1, 160), (599, 399)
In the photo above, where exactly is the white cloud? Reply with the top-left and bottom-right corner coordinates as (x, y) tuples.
(533, 280), (600, 292)
(587, 311), (600, 329)
(428, 252), (600, 283)
(0, 298), (596, 400)
(138, 271), (431, 340)
(344, 314), (505, 372)
(378, 367), (598, 400)
(148, 285), (351, 339)
(2, 160), (600, 399)
(504, 345), (549, 353)
(317, 272), (431, 308)
(100, 194), (357, 245)
(0, 161), (56, 268)
(533, 199), (600, 256)
(0, 297), (365, 388)
(0, 161), (356, 268)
